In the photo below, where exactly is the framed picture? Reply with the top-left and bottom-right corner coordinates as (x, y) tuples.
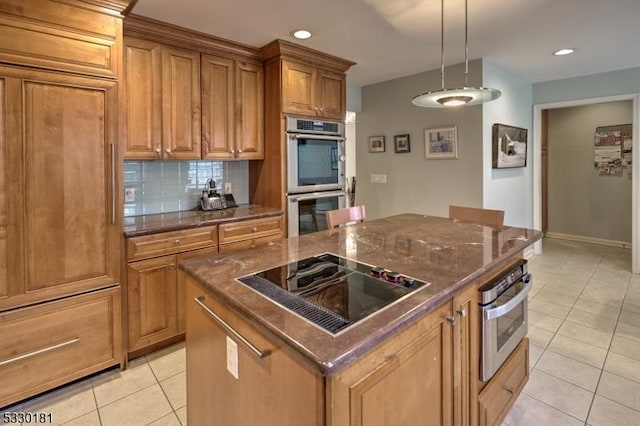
(368, 135), (385, 153)
(425, 126), (457, 159)
(394, 134), (411, 153)
(492, 123), (528, 168)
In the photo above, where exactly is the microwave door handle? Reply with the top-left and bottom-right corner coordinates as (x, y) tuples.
(292, 134), (346, 141)
(290, 193), (346, 203)
(483, 276), (532, 321)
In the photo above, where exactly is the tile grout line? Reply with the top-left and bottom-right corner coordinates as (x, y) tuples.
(582, 254), (633, 425)
(145, 356), (184, 426)
(90, 383), (103, 426)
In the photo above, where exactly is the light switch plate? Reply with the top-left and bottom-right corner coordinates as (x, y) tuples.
(124, 188), (135, 202)
(224, 182), (232, 194)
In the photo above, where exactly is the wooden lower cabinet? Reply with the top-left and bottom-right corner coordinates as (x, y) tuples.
(127, 255), (178, 352)
(478, 338), (529, 426)
(186, 278), (323, 426)
(329, 301), (453, 426)
(0, 287), (122, 408)
(126, 215), (283, 355)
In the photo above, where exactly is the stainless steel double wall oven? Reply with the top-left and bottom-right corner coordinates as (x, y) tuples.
(285, 117), (346, 237)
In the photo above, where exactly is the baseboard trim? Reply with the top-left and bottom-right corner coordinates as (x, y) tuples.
(545, 232), (631, 249)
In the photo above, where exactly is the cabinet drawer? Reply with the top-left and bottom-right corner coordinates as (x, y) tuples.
(218, 216), (282, 245)
(478, 338), (529, 426)
(219, 233), (282, 253)
(127, 226), (218, 261)
(0, 287), (122, 408)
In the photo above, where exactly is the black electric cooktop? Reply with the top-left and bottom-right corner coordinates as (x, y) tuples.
(237, 254), (429, 335)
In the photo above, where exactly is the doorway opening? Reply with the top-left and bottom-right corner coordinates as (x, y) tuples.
(533, 94), (640, 273)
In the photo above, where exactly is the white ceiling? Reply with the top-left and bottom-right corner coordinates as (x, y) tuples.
(132, 0), (640, 88)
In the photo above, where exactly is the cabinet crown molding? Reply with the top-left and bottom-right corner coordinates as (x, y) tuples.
(260, 39), (355, 73)
(124, 14), (262, 62)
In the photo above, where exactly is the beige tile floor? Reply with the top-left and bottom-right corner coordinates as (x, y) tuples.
(2, 237), (639, 425)
(505, 238), (640, 426)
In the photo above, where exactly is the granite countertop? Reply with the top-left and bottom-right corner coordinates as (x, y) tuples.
(179, 213), (542, 375)
(124, 204), (283, 237)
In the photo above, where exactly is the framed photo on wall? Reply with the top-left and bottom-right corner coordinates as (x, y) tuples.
(492, 123), (528, 168)
(394, 134), (411, 153)
(424, 126), (457, 159)
(368, 135), (385, 153)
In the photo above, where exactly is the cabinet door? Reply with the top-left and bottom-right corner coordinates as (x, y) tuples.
(235, 61), (264, 159)
(282, 60), (317, 117)
(201, 54), (235, 159)
(0, 67), (119, 311)
(452, 284), (479, 426)
(162, 46), (201, 159)
(123, 37), (162, 159)
(317, 69), (346, 120)
(127, 255), (178, 352)
(186, 279), (323, 426)
(348, 301), (453, 426)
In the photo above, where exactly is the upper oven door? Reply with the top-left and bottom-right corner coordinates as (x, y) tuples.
(287, 133), (345, 194)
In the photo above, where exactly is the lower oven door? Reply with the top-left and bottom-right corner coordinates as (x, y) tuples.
(287, 191), (346, 237)
(480, 274), (532, 381)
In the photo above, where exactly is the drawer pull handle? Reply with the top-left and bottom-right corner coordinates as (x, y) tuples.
(446, 315), (457, 324)
(505, 386), (514, 394)
(457, 308), (467, 317)
(194, 297), (271, 359)
(0, 338), (80, 367)
(174, 239), (180, 244)
(251, 227), (258, 232)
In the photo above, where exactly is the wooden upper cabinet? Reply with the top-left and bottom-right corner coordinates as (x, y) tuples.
(235, 62), (264, 159)
(281, 59), (346, 120)
(282, 60), (317, 117)
(123, 38), (201, 160)
(162, 46), (201, 160)
(0, 0), (122, 78)
(201, 55), (264, 160)
(201, 55), (235, 159)
(317, 69), (346, 120)
(0, 66), (120, 311)
(123, 37), (162, 159)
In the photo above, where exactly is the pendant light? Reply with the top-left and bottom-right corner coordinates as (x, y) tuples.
(412, 0), (501, 108)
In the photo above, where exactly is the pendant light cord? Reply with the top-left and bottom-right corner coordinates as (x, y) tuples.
(464, 0), (469, 86)
(440, 0), (445, 90)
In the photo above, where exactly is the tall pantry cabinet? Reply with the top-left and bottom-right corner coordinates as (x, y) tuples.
(0, 0), (128, 408)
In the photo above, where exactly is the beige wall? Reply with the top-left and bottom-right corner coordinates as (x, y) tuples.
(547, 101), (633, 242)
(356, 61), (484, 220)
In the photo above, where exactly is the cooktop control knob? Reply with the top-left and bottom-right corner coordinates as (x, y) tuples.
(386, 272), (401, 283)
(371, 267), (385, 278)
(402, 277), (416, 288)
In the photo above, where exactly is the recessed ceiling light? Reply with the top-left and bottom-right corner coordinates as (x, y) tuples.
(291, 29), (312, 40)
(553, 48), (575, 56)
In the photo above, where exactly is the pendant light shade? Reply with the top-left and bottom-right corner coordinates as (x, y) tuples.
(412, 0), (501, 108)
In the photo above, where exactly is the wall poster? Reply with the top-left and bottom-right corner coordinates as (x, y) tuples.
(594, 124), (632, 177)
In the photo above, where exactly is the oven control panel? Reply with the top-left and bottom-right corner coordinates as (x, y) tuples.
(478, 260), (528, 305)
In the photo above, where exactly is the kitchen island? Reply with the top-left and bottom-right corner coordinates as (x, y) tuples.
(179, 214), (541, 426)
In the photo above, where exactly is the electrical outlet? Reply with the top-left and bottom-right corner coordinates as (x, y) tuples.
(124, 188), (135, 202)
(370, 174), (387, 184)
(224, 182), (232, 193)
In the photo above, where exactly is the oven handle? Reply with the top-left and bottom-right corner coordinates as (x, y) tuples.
(483, 275), (532, 321)
(289, 133), (346, 141)
(289, 192), (346, 203)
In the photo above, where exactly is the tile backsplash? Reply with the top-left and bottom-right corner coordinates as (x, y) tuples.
(124, 160), (249, 217)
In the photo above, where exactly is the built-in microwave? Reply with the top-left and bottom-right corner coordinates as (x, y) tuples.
(286, 117), (345, 194)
